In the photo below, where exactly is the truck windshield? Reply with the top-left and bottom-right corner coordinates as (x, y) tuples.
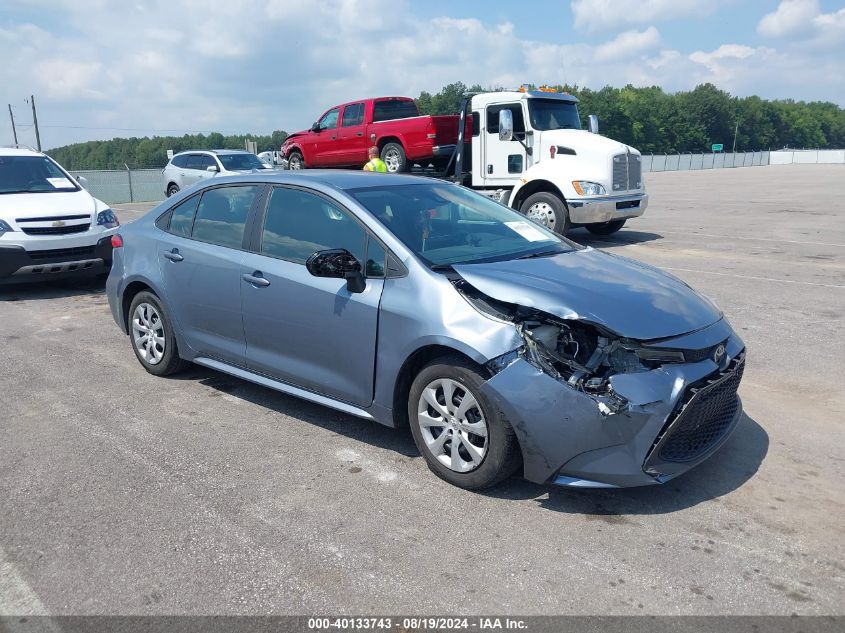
(350, 183), (576, 267)
(217, 154), (268, 171)
(0, 155), (80, 194)
(528, 99), (581, 131)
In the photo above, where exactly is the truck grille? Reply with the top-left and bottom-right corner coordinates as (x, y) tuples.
(654, 355), (745, 463)
(611, 153), (642, 192)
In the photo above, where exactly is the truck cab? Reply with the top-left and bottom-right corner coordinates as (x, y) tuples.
(456, 90), (648, 235)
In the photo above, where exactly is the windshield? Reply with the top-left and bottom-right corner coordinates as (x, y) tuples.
(527, 99), (581, 131)
(349, 183), (576, 267)
(217, 153), (267, 171)
(0, 155), (80, 195)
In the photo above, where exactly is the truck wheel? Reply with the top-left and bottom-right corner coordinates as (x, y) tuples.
(586, 219), (626, 235)
(287, 151), (304, 170)
(520, 192), (570, 234)
(381, 142), (408, 173)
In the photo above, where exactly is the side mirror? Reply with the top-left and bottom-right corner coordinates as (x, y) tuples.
(498, 109), (514, 142)
(206, 165), (219, 172)
(310, 121), (321, 133)
(305, 248), (366, 294)
(76, 176), (89, 190)
(588, 114), (599, 134)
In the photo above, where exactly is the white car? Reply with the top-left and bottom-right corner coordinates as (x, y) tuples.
(0, 147), (119, 285)
(161, 149), (272, 198)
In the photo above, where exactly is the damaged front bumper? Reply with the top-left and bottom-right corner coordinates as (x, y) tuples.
(480, 319), (745, 488)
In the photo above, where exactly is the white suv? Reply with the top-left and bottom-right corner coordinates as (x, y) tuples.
(161, 149), (271, 198)
(0, 147), (119, 285)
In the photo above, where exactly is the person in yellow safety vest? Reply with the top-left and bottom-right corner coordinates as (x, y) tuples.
(363, 146), (388, 173)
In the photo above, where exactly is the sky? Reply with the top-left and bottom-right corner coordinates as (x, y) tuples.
(1, 0), (843, 150)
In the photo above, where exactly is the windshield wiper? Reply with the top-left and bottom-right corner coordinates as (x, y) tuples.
(515, 249), (562, 260)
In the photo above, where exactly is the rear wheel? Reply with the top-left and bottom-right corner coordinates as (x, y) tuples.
(586, 219), (626, 235)
(287, 151), (304, 170)
(166, 183), (179, 197)
(381, 142), (408, 173)
(127, 291), (188, 376)
(408, 357), (521, 489)
(520, 192), (570, 234)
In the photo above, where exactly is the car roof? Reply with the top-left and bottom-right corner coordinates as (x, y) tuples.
(0, 146), (46, 157)
(174, 149), (253, 156)
(193, 170), (447, 192)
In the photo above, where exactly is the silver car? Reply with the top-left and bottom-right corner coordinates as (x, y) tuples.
(161, 149), (272, 198)
(107, 171), (745, 490)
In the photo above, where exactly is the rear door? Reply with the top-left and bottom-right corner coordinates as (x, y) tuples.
(156, 184), (263, 365)
(336, 102), (367, 166)
(240, 185), (385, 407)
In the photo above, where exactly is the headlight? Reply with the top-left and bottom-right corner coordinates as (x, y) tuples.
(0, 219), (13, 235)
(572, 181), (606, 196)
(96, 209), (120, 229)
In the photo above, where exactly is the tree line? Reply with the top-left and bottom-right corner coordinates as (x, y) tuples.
(47, 82), (844, 169)
(416, 82), (845, 153)
(48, 131), (289, 170)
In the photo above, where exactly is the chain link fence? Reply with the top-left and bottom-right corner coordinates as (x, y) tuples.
(641, 150), (770, 172)
(69, 167), (163, 204)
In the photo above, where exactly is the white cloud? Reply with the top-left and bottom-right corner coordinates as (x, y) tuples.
(571, 0), (715, 33)
(757, 0), (819, 38)
(594, 27), (661, 62)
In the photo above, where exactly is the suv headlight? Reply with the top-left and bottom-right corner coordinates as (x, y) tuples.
(572, 181), (606, 196)
(96, 209), (120, 229)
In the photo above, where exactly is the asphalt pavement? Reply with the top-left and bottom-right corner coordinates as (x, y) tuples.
(0, 165), (843, 615)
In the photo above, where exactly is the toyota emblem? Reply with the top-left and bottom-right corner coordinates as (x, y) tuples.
(713, 344), (726, 363)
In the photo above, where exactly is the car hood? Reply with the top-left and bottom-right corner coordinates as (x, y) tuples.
(452, 248), (722, 340)
(0, 189), (98, 221)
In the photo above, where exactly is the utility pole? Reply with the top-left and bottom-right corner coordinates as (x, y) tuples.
(732, 123), (738, 153)
(8, 105), (17, 145)
(30, 95), (42, 151)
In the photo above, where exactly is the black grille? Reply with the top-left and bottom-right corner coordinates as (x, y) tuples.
(657, 359), (744, 462)
(16, 214), (89, 222)
(21, 223), (90, 235)
(27, 246), (95, 260)
(683, 340), (728, 363)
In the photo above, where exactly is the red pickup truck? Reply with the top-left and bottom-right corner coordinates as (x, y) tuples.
(281, 97), (459, 173)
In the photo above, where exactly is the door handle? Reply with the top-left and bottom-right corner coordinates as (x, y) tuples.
(331, 136), (336, 140)
(356, 132), (363, 137)
(242, 272), (270, 287)
(163, 249), (183, 262)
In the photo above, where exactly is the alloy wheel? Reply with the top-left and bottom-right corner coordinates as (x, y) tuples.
(383, 148), (401, 172)
(416, 378), (488, 473)
(131, 303), (165, 365)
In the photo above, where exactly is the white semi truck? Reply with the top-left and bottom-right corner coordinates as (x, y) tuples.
(441, 89), (648, 236)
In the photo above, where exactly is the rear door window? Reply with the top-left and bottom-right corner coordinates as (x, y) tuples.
(185, 154), (206, 170)
(341, 103), (365, 127)
(191, 186), (260, 249)
(171, 155), (189, 168)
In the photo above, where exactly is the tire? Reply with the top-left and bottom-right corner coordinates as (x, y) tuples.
(519, 192), (570, 234)
(586, 219), (626, 236)
(287, 151), (304, 170)
(127, 291), (188, 377)
(166, 183), (180, 197)
(381, 142), (408, 173)
(408, 356), (521, 490)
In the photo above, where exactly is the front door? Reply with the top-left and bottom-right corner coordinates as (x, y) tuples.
(309, 107), (341, 167)
(482, 102), (529, 186)
(336, 102), (368, 166)
(157, 184), (262, 365)
(241, 185), (384, 407)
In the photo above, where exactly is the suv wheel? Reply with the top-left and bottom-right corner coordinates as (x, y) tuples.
(128, 291), (188, 376)
(166, 183), (180, 197)
(408, 357), (521, 489)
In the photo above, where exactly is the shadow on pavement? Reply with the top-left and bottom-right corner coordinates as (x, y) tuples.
(569, 228), (663, 249)
(0, 275), (107, 302)
(486, 412), (768, 515)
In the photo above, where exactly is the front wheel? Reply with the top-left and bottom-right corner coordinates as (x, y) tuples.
(586, 219), (626, 235)
(520, 192), (570, 234)
(408, 357), (521, 490)
(127, 291), (188, 376)
(287, 151), (304, 170)
(381, 142), (408, 173)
